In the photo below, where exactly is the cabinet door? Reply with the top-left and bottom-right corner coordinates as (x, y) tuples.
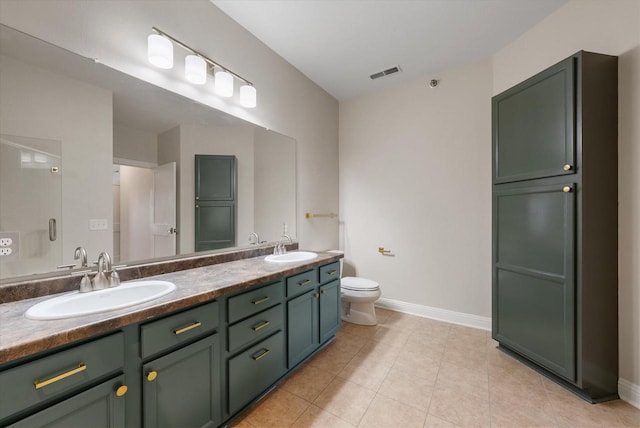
(493, 56), (575, 184)
(319, 280), (341, 344)
(228, 331), (285, 416)
(287, 290), (319, 368)
(492, 183), (576, 381)
(8, 375), (126, 428)
(195, 202), (235, 251)
(143, 335), (220, 428)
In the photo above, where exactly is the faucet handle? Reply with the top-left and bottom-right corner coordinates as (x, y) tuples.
(109, 269), (121, 288)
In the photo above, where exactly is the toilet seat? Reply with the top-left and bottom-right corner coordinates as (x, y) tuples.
(341, 277), (379, 291)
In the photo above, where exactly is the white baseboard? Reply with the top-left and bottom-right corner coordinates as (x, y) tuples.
(375, 297), (491, 331)
(619, 378), (640, 409)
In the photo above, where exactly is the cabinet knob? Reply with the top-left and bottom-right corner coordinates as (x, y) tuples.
(563, 186), (572, 193)
(147, 371), (158, 382)
(313, 293), (319, 299)
(321, 290), (326, 294)
(116, 385), (128, 397)
(563, 164), (573, 171)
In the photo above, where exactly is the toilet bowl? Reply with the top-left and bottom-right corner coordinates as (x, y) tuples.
(328, 251), (381, 326)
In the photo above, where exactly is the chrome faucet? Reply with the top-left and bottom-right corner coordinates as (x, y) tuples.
(279, 235), (292, 245)
(74, 246), (88, 267)
(248, 232), (260, 245)
(93, 252), (111, 290)
(274, 234), (292, 255)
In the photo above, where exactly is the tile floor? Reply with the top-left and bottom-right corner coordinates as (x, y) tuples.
(231, 308), (640, 428)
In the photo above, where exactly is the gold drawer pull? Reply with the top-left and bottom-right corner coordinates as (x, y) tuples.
(116, 385), (128, 397)
(298, 279), (311, 286)
(563, 186), (572, 193)
(147, 371), (158, 382)
(252, 320), (270, 332)
(173, 321), (202, 335)
(34, 363), (87, 390)
(252, 349), (270, 361)
(327, 270), (337, 275)
(252, 296), (270, 305)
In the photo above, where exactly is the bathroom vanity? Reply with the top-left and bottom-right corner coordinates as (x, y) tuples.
(0, 252), (342, 427)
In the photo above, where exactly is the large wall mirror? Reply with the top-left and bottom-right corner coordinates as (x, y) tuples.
(0, 24), (297, 282)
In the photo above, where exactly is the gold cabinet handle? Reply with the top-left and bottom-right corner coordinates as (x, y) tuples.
(252, 320), (270, 332)
(147, 371), (158, 382)
(298, 279), (311, 286)
(563, 164), (573, 171)
(563, 186), (572, 193)
(173, 321), (202, 335)
(327, 270), (337, 275)
(252, 296), (270, 305)
(116, 384), (128, 397)
(252, 349), (270, 361)
(34, 363), (87, 390)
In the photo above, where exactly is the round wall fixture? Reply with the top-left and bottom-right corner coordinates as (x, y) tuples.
(429, 79), (440, 88)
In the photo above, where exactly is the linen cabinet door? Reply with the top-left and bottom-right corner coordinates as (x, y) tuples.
(319, 280), (341, 344)
(142, 335), (221, 428)
(287, 290), (319, 368)
(493, 56), (576, 184)
(8, 376), (126, 428)
(492, 183), (576, 381)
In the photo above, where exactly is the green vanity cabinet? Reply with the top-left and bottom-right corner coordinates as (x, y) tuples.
(287, 290), (320, 367)
(142, 334), (221, 428)
(286, 264), (341, 368)
(8, 375), (127, 428)
(492, 51), (618, 402)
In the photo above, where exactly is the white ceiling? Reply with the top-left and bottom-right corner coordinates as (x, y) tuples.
(212, 0), (567, 101)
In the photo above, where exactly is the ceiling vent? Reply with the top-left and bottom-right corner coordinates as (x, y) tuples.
(369, 65), (402, 80)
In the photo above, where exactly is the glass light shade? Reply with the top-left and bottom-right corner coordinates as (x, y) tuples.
(240, 85), (257, 108)
(214, 70), (234, 97)
(185, 55), (207, 85)
(148, 34), (173, 69)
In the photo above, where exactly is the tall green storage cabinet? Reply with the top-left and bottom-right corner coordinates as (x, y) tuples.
(491, 51), (618, 402)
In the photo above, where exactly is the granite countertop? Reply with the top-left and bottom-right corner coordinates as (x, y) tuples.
(0, 251), (341, 365)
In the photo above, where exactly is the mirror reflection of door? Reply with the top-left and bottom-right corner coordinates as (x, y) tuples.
(0, 135), (62, 279)
(113, 162), (177, 263)
(195, 155), (237, 251)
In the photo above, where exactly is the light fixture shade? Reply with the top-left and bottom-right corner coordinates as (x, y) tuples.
(240, 84), (257, 108)
(185, 55), (207, 85)
(148, 34), (173, 69)
(215, 70), (234, 97)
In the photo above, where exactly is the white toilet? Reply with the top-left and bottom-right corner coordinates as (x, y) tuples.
(328, 251), (382, 326)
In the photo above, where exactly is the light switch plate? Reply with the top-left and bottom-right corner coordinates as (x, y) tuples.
(89, 219), (108, 231)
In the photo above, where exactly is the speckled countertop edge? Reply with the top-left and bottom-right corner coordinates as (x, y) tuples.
(0, 251), (342, 365)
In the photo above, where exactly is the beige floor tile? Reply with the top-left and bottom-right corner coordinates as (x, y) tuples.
(393, 349), (441, 384)
(228, 417), (256, 427)
(547, 389), (628, 428)
(428, 384), (491, 428)
(358, 395), (427, 428)
(374, 307), (396, 319)
(442, 343), (487, 372)
(313, 377), (376, 426)
(373, 325), (411, 347)
(424, 414), (458, 427)
(449, 324), (487, 340)
(404, 332), (447, 361)
(599, 400), (640, 427)
(281, 363), (336, 402)
(335, 330), (373, 348)
(436, 361), (488, 400)
(308, 339), (361, 375)
(341, 322), (379, 339)
(377, 366), (434, 411)
(490, 399), (558, 427)
(355, 339), (403, 366)
(292, 404), (356, 428)
(245, 389), (310, 428)
(489, 373), (549, 411)
(337, 355), (392, 391)
(379, 313), (422, 331)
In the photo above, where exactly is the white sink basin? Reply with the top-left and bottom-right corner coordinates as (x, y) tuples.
(25, 280), (176, 320)
(264, 251), (318, 263)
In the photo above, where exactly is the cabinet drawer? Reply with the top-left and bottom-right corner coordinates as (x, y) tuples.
(286, 269), (318, 298)
(0, 332), (124, 421)
(228, 304), (283, 353)
(319, 262), (340, 284)
(141, 301), (219, 359)
(7, 375), (126, 428)
(228, 281), (283, 324)
(228, 331), (285, 415)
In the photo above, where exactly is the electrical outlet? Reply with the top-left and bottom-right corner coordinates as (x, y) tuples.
(0, 238), (12, 246)
(0, 247), (13, 256)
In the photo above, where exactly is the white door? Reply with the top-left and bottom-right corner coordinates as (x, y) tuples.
(151, 162), (177, 257)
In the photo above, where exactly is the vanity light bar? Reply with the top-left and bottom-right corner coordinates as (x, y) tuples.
(148, 27), (256, 108)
